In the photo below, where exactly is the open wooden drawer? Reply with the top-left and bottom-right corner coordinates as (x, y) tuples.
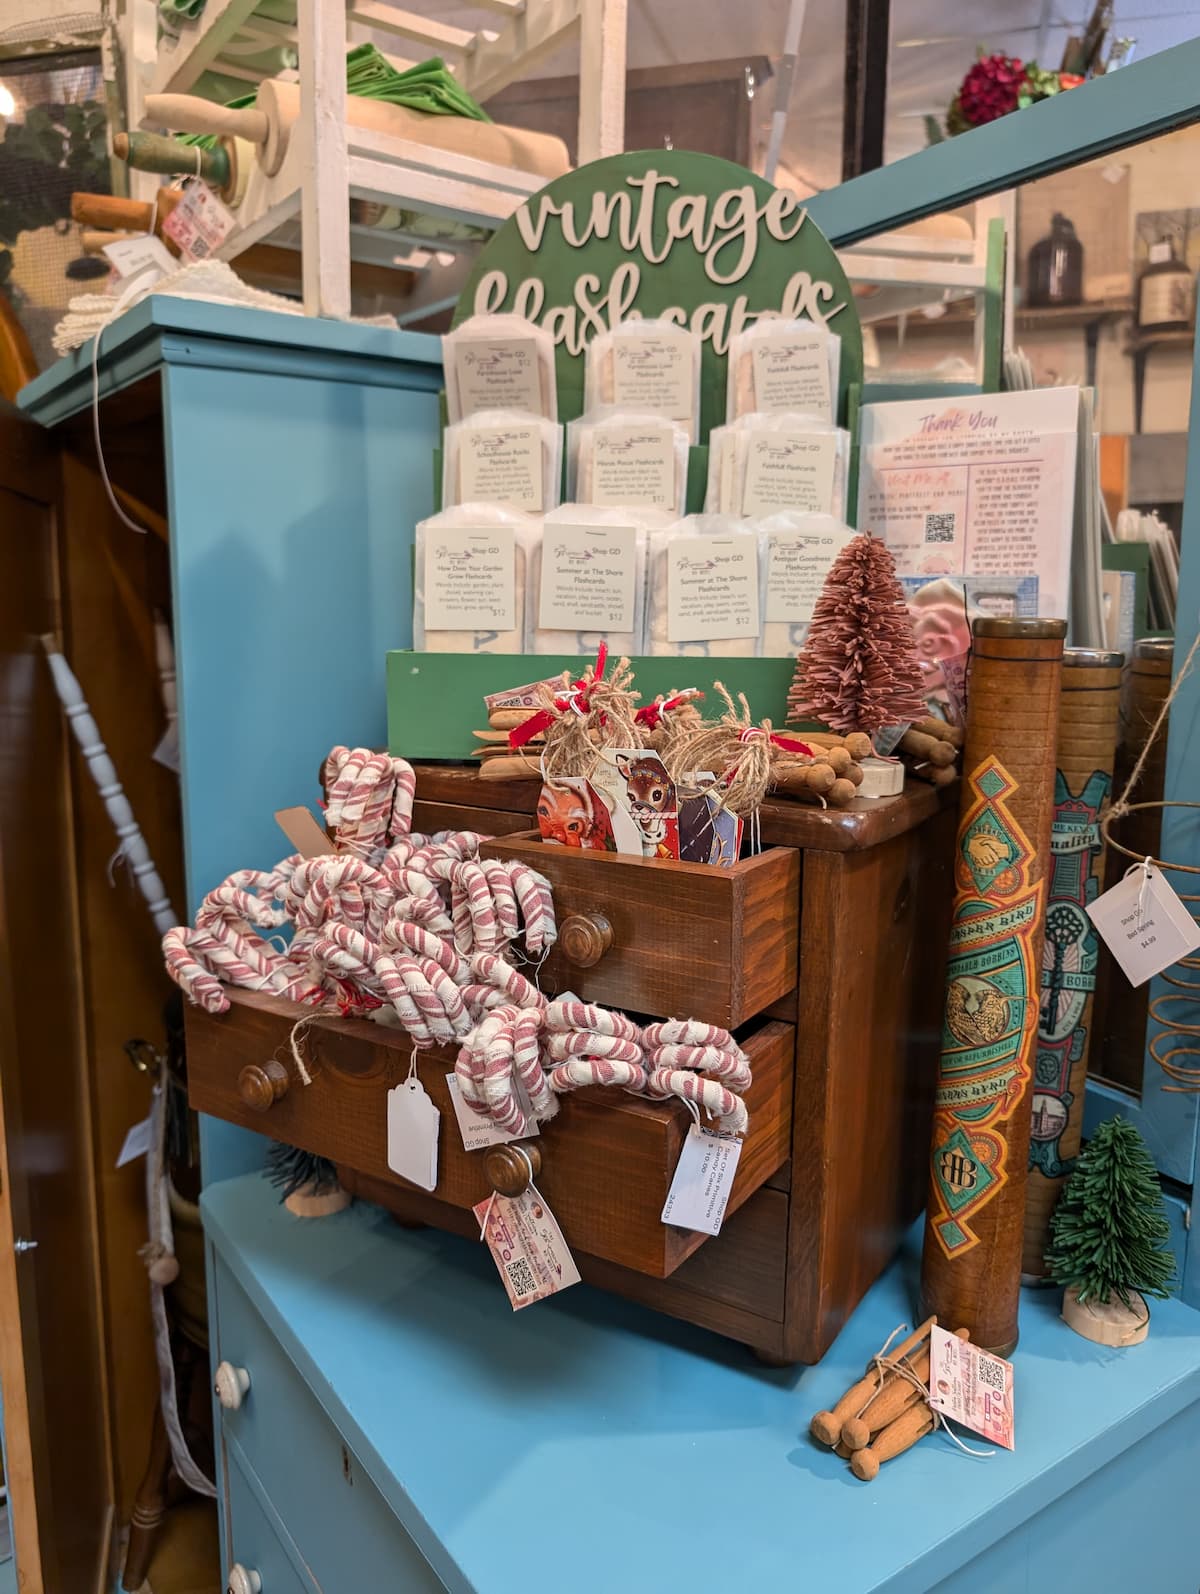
(477, 832), (800, 1028)
(186, 988), (792, 1278)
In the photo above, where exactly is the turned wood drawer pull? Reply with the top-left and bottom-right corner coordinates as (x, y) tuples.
(559, 912), (613, 967)
(238, 1059), (289, 1112)
(485, 1142), (542, 1197)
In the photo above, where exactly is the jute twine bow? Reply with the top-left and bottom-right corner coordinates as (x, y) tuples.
(639, 688), (706, 761)
(662, 682), (813, 813)
(521, 644), (641, 784)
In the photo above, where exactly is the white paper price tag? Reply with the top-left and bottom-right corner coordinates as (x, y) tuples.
(660, 1124), (742, 1236)
(386, 1077), (439, 1191)
(162, 181), (235, 262)
(117, 1115), (153, 1168)
(1086, 863), (1200, 987)
(928, 1325), (1014, 1449)
(102, 233), (176, 283)
(445, 1073), (539, 1151)
(473, 1187), (580, 1310)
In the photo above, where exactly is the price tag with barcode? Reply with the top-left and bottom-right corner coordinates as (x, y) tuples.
(927, 1324), (1014, 1449)
(162, 180), (235, 262)
(473, 1187), (579, 1310)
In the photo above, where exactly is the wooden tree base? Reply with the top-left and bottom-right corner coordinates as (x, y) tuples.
(284, 1179), (351, 1219)
(1061, 1285), (1150, 1346)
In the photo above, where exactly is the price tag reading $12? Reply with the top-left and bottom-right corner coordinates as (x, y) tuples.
(927, 1324), (1014, 1449)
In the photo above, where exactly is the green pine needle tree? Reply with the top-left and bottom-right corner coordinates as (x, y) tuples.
(1045, 1117), (1175, 1310)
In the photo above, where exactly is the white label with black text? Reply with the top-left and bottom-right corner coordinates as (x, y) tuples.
(1086, 864), (1200, 987)
(667, 535), (759, 642)
(424, 527), (515, 632)
(539, 522), (637, 632)
(590, 425), (676, 509)
(661, 1124), (743, 1236)
(458, 423), (544, 511)
(445, 1073), (539, 1151)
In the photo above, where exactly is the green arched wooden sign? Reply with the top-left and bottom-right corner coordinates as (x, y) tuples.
(454, 149), (863, 439)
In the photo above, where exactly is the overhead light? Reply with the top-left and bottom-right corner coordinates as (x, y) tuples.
(0, 84), (15, 117)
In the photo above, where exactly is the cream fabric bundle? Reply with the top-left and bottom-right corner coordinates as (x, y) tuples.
(443, 313), (558, 423)
(442, 410), (562, 514)
(531, 504), (670, 655)
(585, 318), (702, 443)
(414, 503), (538, 653)
(726, 316), (841, 423)
(757, 511), (856, 657)
(568, 408), (690, 518)
(706, 411), (848, 520)
(646, 514), (763, 658)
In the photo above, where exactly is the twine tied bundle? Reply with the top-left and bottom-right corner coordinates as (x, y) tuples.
(662, 683), (812, 815)
(523, 645), (640, 784)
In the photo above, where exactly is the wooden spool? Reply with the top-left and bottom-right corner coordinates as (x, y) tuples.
(920, 617), (1066, 1356)
(1022, 649), (1124, 1283)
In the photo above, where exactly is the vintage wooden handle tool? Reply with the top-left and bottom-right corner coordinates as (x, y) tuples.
(113, 130), (230, 188)
(810, 1317), (935, 1446)
(146, 91), (269, 145)
(842, 1328), (969, 1449)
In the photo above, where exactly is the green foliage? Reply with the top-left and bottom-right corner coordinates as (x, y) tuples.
(0, 98), (109, 250)
(1045, 1117), (1175, 1309)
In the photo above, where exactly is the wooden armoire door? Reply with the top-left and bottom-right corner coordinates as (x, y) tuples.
(0, 402), (113, 1592)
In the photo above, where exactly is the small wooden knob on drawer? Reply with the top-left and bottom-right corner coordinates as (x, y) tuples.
(559, 912), (613, 967)
(484, 1142), (542, 1197)
(238, 1059), (289, 1112)
(214, 1361), (250, 1411)
(226, 1566), (261, 1594)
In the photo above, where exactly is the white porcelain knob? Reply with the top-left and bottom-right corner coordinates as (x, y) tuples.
(226, 1566), (261, 1594)
(214, 1361), (250, 1411)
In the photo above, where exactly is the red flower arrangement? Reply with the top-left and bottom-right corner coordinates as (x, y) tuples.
(935, 51), (1086, 140)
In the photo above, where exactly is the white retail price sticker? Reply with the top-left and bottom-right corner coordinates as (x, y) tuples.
(117, 1115), (153, 1168)
(928, 1324), (1014, 1450)
(445, 1073), (539, 1152)
(162, 181), (235, 262)
(1086, 862), (1200, 988)
(661, 1124), (742, 1236)
(473, 1187), (580, 1310)
(386, 1076), (439, 1192)
(102, 233), (176, 283)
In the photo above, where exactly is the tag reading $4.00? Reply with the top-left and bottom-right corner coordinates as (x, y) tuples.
(1086, 862), (1200, 987)
(473, 1188), (580, 1310)
(927, 1324), (1014, 1450)
(661, 1125), (742, 1236)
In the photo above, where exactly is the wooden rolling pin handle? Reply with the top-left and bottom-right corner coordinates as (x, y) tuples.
(145, 92), (269, 145)
(484, 1142), (542, 1197)
(80, 230), (132, 254)
(238, 1060), (289, 1112)
(851, 1405), (936, 1481)
(559, 913), (613, 968)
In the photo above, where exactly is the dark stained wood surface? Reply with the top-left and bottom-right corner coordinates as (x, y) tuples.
(186, 989), (792, 1282)
(478, 831), (799, 1029)
(413, 763), (955, 852)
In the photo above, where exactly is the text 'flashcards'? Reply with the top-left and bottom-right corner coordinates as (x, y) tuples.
(474, 1187), (580, 1310)
(661, 1124), (743, 1236)
(927, 1324), (1014, 1450)
(1086, 862), (1200, 987)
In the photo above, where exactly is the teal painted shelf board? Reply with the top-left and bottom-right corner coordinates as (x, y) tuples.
(203, 1172), (1200, 1594)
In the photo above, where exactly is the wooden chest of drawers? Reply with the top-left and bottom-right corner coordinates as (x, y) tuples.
(187, 768), (956, 1364)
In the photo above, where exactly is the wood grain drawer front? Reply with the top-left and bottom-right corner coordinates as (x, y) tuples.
(477, 831), (800, 1028)
(188, 992), (793, 1279)
(215, 1257), (448, 1594)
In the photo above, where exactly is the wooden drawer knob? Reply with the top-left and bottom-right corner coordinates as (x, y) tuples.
(559, 912), (613, 967)
(214, 1361), (250, 1411)
(238, 1059), (289, 1112)
(484, 1142), (542, 1197)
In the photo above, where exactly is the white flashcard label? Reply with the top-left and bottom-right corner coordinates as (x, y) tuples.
(455, 338), (543, 416)
(162, 181), (235, 261)
(661, 1124), (742, 1236)
(928, 1325), (1014, 1450)
(387, 1078), (439, 1192)
(1086, 864), (1200, 987)
(590, 425), (676, 509)
(764, 524), (855, 624)
(275, 805), (334, 858)
(611, 331), (694, 431)
(539, 522), (637, 633)
(741, 431), (837, 516)
(752, 333), (832, 418)
(473, 1188), (580, 1309)
(458, 423), (544, 512)
(424, 526), (516, 632)
(117, 1115), (154, 1168)
(102, 233), (176, 283)
(445, 1073), (539, 1151)
(667, 535), (760, 643)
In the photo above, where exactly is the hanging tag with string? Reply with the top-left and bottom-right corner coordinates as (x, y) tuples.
(472, 1150), (580, 1310)
(387, 1051), (439, 1191)
(927, 1324), (1013, 1451)
(162, 171), (236, 262)
(660, 1099), (743, 1236)
(1086, 856), (1200, 987)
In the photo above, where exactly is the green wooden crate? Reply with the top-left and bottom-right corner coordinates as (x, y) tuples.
(387, 652), (797, 760)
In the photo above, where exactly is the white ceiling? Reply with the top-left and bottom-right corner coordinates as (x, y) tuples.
(388, 0), (1200, 193)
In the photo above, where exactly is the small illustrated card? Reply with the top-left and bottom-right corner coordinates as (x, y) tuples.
(455, 338), (544, 416)
(590, 425), (677, 509)
(667, 534), (760, 644)
(162, 181), (235, 261)
(677, 773), (742, 868)
(611, 328), (696, 436)
(458, 422), (544, 512)
(594, 749), (680, 859)
(539, 522), (638, 634)
(536, 775), (615, 851)
(474, 1187), (580, 1311)
(928, 1324), (1015, 1450)
(741, 430), (838, 516)
(752, 330), (833, 419)
(424, 527), (516, 633)
(1086, 863), (1200, 987)
(485, 673), (570, 714)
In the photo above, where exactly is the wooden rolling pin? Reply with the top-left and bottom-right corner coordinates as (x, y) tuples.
(810, 1318), (934, 1446)
(71, 189), (184, 233)
(144, 84), (570, 181)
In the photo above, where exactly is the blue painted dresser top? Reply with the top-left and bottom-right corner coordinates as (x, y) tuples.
(204, 1173), (1200, 1594)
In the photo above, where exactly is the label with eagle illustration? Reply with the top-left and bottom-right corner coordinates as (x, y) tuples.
(929, 756), (1043, 1259)
(1029, 768), (1110, 1179)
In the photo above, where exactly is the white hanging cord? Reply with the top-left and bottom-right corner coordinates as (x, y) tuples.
(90, 264), (167, 536)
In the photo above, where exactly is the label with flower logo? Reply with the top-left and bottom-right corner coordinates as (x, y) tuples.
(539, 523), (638, 632)
(667, 535), (760, 642)
(425, 528), (516, 631)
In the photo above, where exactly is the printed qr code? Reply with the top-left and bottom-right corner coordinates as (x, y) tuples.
(924, 511), (956, 544)
(505, 1256), (537, 1297)
(977, 1355), (1005, 1391)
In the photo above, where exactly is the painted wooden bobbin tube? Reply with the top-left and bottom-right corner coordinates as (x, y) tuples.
(919, 616), (1067, 1355)
(1023, 647), (1124, 1283)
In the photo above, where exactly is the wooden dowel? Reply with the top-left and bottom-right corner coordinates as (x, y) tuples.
(851, 1404), (936, 1481)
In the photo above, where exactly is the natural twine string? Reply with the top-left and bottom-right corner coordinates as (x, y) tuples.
(663, 683), (778, 813)
(1108, 628), (1200, 821)
(864, 1324), (994, 1460)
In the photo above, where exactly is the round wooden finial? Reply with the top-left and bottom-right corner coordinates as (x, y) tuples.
(484, 1142), (542, 1197)
(559, 912), (613, 967)
(238, 1059), (289, 1112)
